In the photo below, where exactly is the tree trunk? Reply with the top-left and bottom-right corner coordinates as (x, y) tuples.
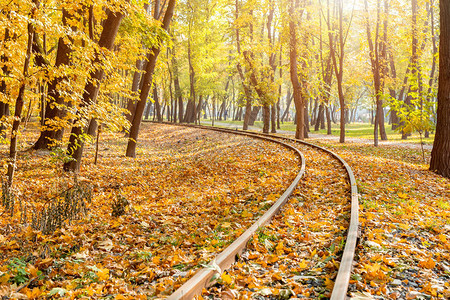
(328, 0), (346, 143)
(64, 10), (123, 172)
(144, 101), (152, 120)
(34, 8), (75, 150)
(187, 34), (196, 124)
(235, 0), (254, 131)
(315, 104), (324, 131)
(153, 86), (162, 121)
(7, 3), (36, 185)
(430, 0), (450, 178)
(0, 26), (11, 138)
(281, 90), (292, 123)
(172, 52), (184, 123)
(289, 0), (304, 140)
(125, 58), (145, 125)
(263, 104), (270, 133)
(126, 0), (175, 158)
(304, 98), (309, 138)
(326, 106), (332, 134)
(248, 106), (260, 125)
(271, 104), (276, 133)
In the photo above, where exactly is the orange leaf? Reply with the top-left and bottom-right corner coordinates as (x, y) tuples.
(418, 257), (435, 269)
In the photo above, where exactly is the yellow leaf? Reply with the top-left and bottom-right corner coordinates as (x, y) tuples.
(267, 254), (278, 263)
(298, 259), (308, 269)
(221, 272), (233, 285)
(0, 273), (10, 284)
(241, 210), (253, 218)
(397, 192), (408, 199)
(325, 278), (335, 291)
(275, 241), (284, 256)
(114, 295), (127, 300)
(96, 268), (110, 281)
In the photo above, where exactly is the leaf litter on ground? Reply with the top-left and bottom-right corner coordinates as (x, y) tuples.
(312, 140), (450, 300)
(0, 123), (300, 299)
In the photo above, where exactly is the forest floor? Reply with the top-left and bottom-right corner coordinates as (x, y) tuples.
(0, 122), (449, 299)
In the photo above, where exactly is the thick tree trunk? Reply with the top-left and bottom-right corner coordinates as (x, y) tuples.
(126, 0), (175, 157)
(34, 9), (74, 150)
(64, 10), (123, 172)
(430, 0), (450, 178)
(263, 104), (270, 133)
(248, 106), (260, 126)
(271, 104), (276, 133)
(326, 106), (332, 134)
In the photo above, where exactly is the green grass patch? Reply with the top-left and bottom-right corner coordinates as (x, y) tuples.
(198, 119), (434, 145)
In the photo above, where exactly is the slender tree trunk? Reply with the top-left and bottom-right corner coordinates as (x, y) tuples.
(328, 0), (347, 143)
(236, 1), (254, 131)
(126, 0), (175, 157)
(425, 1), (438, 138)
(64, 10), (123, 172)
(187, 34), (196, 124)
(289, 0), (304, 140)
(125, 58), (145, 125)
(0, 26), (11, 138)
(304, 98), (309, 137)
(281, 89), (292, 123)
(7, 3), (36, 185)
(315, 104), (324, 131)
(153, 86), (162, 121)
(144, 101), (152, 120)
(378, 0), (388, 140)
(172, 52), (184, 123)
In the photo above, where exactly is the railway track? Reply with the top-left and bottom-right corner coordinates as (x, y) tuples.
(151, 122), (358, 299)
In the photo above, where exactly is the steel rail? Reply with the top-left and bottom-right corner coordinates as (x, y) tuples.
(153, 122), (306, 300)
(150, 122), (358, 300)
(201, 126), (359, 299)
(252, 131), (359, 300)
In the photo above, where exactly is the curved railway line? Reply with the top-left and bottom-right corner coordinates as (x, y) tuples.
(151, 122), (359, 300)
